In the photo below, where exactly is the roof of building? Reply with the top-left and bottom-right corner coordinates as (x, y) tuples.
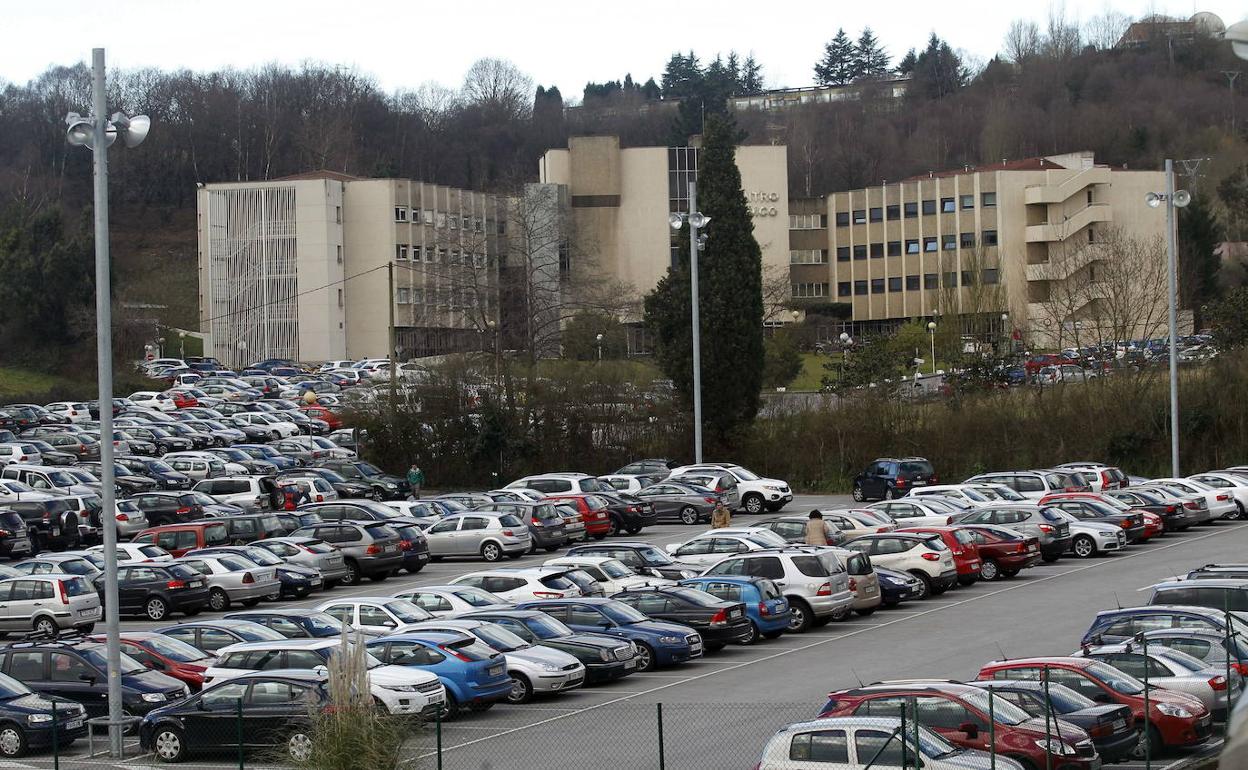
(901, 157), (1066, 182)
(271, 170), (363, 182)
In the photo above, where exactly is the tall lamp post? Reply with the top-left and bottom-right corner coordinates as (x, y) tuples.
(839, 331), (852, 382)
(236, 339), (248, 371)
(927, 321), (938, 375)
(1145, 162), (1190, 478)
(669, 184), (710, 464)
(595, 333), (604, 362)
(63, 47), (150, 758)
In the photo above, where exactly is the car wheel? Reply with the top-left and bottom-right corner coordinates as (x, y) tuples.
(370, 488), (384, 502)
(1131, 725), (1162, 760)
(1000, 569), (1020, 578)
(980, 559), (1000, 581)
(740, 621), (759, 645)
(287, 732), (313, 762)
(679, 506), (699, 525)
(851, 484), (865, 502)
(406, 562), (425, 574)
(208, 588), (229, 612)
(506, 551), (524, 560)
(762, 629), (784, 640)
(634, 642), (657, 671)
(145, 597), (168, 621)
(1232, 502), (1246, 521)
(1071, 535), (1097, 559)
(832, 605), (853, 622)
(506, 673), (533, 704)
(0, 723), (27, 758)
(908, 572), (932, 600)
(341, 560), (361, 586)
(625, 526), (643, 535)
(606, 518), (620, 536)
(153, 726), (187, 763)
(1040, 552), (1061, 563)
(786, 600), (813, 633)
(704, 641), (726, 653)
(743, 494), (764, 515)
(270, 431), (281, 441)
(241, 598), (262, 606)
(481, 542), (503, 562)
(544, 545), (559, 552)
(32, 616), (56, 636)
(441, 692), (460, 720)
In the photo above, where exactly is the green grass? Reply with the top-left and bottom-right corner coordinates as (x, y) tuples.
(788, 353), (832, 392)
(0, 367), (61, 400)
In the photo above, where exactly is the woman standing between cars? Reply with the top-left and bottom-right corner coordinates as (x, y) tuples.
(804, 510), (828, 545)
(711, 500), (732, 529)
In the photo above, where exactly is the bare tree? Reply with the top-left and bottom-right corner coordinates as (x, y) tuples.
(932, 243), (1009, 356)
(1043, 5), (1084, 60)
(1084, 9), (1132, 50)
(461, 58), (533, 121)
(1004, 19), (1042, 63)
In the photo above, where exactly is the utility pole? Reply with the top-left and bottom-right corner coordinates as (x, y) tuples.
(1164, 160), (1180, 478)
(387, 262), (397, 407)
(1225, 71), (1242, 136)
(688, 181), (704, 464)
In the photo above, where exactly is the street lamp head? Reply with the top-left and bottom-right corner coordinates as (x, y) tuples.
(688, 212), (710, 229)
(927, 321), (937, 331)
(839, 332), (850, 343)
(1145, 192), (1162, 209)
(65, 112), (115, 149)
(1173, 189), (1192, 208)
(668, 212), (685, 231)
(595, 333), (604, 342)
(112, 112), (151, 148)
(1228, 20), (1248, 60)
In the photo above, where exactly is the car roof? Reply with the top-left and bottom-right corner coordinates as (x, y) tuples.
(984, 656), (1094, 668)
(1150, 578), (1248, 589)
(156, 619), (269, 630)
(833, 680), (979, 697)
(460, 608), (547, 619)
(1095, 605), (1225, 620)
(218, 638), (338, 652)
(521, 596), (616, 605)
(380, 630), (470, 643)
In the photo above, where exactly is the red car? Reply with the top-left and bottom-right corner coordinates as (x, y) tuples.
(300, 405), (343, 430)
(959, 524), (1042, 580)
(1024, 353), (1071, 376)
(977, 657), (1213, 756)
(93, 631), (214, 691)
(820, 681), (1099, 770)
(896, 525), (982, 585)
(164, 390), (198, 409)
(542, 493), (611, 540)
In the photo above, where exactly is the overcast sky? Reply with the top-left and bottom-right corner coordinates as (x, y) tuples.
(5, 0), (1245, 97)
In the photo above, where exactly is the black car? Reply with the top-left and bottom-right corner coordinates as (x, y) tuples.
(968, 680), (1138, 763)
(21, 441), (75, 467)
(153, 422), (213, 450)
(6, 499), (81, 551)
(274, 467), (371, 498)
(593, 491), (658, 536)
(0, 668), (87, 757)
(461, 609), (639, 684)
(873, 566), (927, 607)
(314, 459), (409, 500)
(296, 499), (407, 523)
(139, 671), (327, 763)
(384, 518), (431, 574)
(152, 620), (286, 655)
(224, 419), (274, 442)
(852, 456), (937, 502)
(0, 510), (33, 559)
(116, 456), (193, 490)
(121, 426), (193, 455)
(221, 609), (350, 639)
(565, 542), (701, 580)
(77, 461), (158, 494)
(1103, 488), (1190, 530)
(613, 459), (679, 476)
(95, 563), (210, 621)
(0, 639), (187, 719)
(131, 492), (209, 527)
(611, 585), (752, 650)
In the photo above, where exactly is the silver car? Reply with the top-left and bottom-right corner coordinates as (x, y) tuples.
(951, 503), (1072, 562)
(700, 545), (855, 632)
(422, 512), (531, 562)
(174, 553), (280, 612)
(391, 585), (513, 617)
(0, 574), (102, 635)
(252, 536), (349, 587)
(1075, 643), (1241, 717)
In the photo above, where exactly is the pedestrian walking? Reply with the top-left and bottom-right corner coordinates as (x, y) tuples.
(805, 510), (828, 545)
(407, 463), (425, 500)
(711, 499), (732, 529)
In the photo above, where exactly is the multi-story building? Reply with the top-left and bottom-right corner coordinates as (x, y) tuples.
(196, 172), (508, 366)
(795, 152), (1167, 347)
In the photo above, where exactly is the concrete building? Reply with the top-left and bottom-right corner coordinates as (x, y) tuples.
(197, 172), (507, 366)
(798, 152), (1168, 347)
(728, 77), (909, 112)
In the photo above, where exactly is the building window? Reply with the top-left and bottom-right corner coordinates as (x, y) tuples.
(834, 212), (850, 227)
(337, 289), (343, 307)
(941, 197), (956, 213)
(423, 210), (434, 224)
(888, 277), (903, 293)
(791, 249), (828, 265)
(869, 207), (883, 223)
(792, 282), (829, 298)
(422, 247), (433, 263)
(904, 202), (918, 219)
(922, 199), (937, 215)
(435, 212), (446, 228)
(960, 232), (976, 248)
(497, 219), (507, 235)
(982, 192), (997, 207)
(942, 234), (957, 251)
(961, 271), (976, 286)
(870, 278), (885, 294)
(982, 229), (998, 246)
(852, 209), (866, 225)
(923, 237), (938, 253)
(396, 244), (409, 260)
(854, 280), (868, 296)
(944, 271), (958, 287)
(790, 214), (824, 230)
(1087, 189), (1095, 205)
(886, 204), (900, 220)
(853, 244), (867, 260)
(870, 243), (884, 258)
(1088, 227), (1095, 243)
(836, 246), (850, 262)
(887, 241), (902, 257)
(394, 207), (408, 222)
(982, 268), (1000, 285)
(837, 281), (852, 297)
(924, 273), (938, 289)
(335, 206), (342, 223)
(437, 248), (447, 263)
(905, 239), (920, 255)
(449, 215), (458, 230)
(336, 244), (343, 264)
(462, 216), (472, 229)
(960, 194), (974, 210)
(906, 274), (920, 291)
(396, 288), (411, 304)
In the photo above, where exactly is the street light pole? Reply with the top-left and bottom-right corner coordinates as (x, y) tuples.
(1163, 160), (1181, 478)
(668, 184), (710, 464)
(927, 321), (937, 376)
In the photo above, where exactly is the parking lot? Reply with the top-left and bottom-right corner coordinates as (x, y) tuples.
(14, 493), (1239, 769)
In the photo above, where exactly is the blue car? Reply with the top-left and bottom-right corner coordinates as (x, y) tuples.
(678, 576), (790, 641)
(873, 567), (926, 607)
(367, 630), (511, 718)
(1080, 605), (1248, 646)
(515, 598), (702, 672)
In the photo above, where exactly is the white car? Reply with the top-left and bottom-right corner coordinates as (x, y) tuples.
(128, 391), (178, 412)
(905, 484), (996, 506)
(1187, 472), (1248, 519)
(44, 401), (91, 423)
(450, 567), (585, 602)
(318, 360), (356, 373)
(598, 475), (653, 495)
(663, 528), (790, 568)
(865, 499), (956, 527)
(505, 473), (610, 495)
(667, 463), (792, 514)
(315, 597), (435, 635)
(1055, 462), (1129, 491)
(841, 532), (959, 597)
(89, 542), (173, 564)
(1047, 510), (1128, 558)
(391, 585), (513, 617)
(231, 412), (300, 439)
(1151, 477), (1235, 520)
(204, 638), (444, 717)
(964, 470), (1090, 500)
(0, 479), (39, 503)
(543, 556), (672, 594)
(0, 443), (42, 467)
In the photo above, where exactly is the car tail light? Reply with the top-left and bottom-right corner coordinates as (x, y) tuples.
(1088, 723), (1113, 738)
(502, 530), (515, 537)
(116, 513), (129, 522)
(365, 543), (383, 555)
(1232, 662), (1248, 676)
(946, 517), (955, 525)
(176, 507), (191, 515)
(1210, 675), (1228, 691)
(1015, 543), (1028, 553)
(438, 645), (472, 662)
(848, 577), (857, 592)
(533, 591), (562, 599)
(1184, 501), (1199, 510)
(758, 602), (769, 617)
(242, 572), (255, 584)
(56, 580), (69, 605)
(1101, 471), (1112, 487)
(399, 540), (412, 551)
(0, 530), (10, 538)
(895, 478), (907, 488)
(1120, 520), (1131, 529)
(815, 582), (832, 596)
(17, 456), (25, 462)
(166, 580), (187, 590)
(1037, 524), (1055, 533)
(1165, 504), (1178, 514)
(315, 495), (324, 502)
(1217, 494), (1231, 502)
(920, 552), (941, 561)
(703, 497), (716, 504)
(709, 609), (728, 626)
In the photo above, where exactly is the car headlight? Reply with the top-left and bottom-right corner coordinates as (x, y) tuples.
(1156, 703), (1192, 718)
(658, 635), (683, 645)
(383, 684), (417, 692)
(384, 482), (398, 489)
(764, 484), (784, 491)
(141, 692), (167, 703)
(598, 649), (611, 661)
(679, 570), (698, 579)
(27, 714), (53, 724)
(1034, 739), (1076, 756)
(540, 663), (560, 672)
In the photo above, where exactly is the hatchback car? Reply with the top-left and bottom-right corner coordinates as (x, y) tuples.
(367, 630), (511, 717)
(611, 585), (752, 650)
(699, 546), (856, 632)
(314, 597), (434, 635)
(249, 536), (349, 586)
(895, 526), (982, 585)
(678, 575), (790, 643)
(517, 597), (702, 671)
(951, 504), (1072, 562)
(290, 521), (404, 584)
(103, 632), (215, 691)
(153, 619), (286, 655)
(100, 562), (210, 621)
(842, 533), (958, 598)
(968, 680), (1137, 762)
(958, 525), (1042, 580)
(422, 512), (531, 562)
(0, 575), (101, 635)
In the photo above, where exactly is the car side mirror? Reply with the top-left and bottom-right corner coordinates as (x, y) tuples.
(665, 543), (679, 554)
(78, 673), (96, 685)
(599, 620), (612, 629)
(959, 722), (979, 739)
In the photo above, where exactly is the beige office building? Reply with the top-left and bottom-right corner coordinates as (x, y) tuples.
(197, 172), (507, 366)
(792, 152), (1168, 347)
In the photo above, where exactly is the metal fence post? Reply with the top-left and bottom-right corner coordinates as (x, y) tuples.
(657, 703), (666, 770)
(51, 700), (58, 770)
(1043, 670), (1053, 770)
(899, 703), (908, 770)
(436, 707), (443, 770)
(988, 688), (996, 770)
(911, 697), (920, 770)
(237, 698), (245, 770)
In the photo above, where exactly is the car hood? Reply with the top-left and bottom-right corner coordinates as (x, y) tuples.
(1148, 686), (1208, 712)
(510, 646), (581, 668)
(370, 664), (440, 688)
(554, 632), (627, 650)
(1018, 716), (1090, 742)
(934, 749), (1025, 770)
(126, 669), (187, 693)
(623, 619), (696, 637)
(277, 563), (321, 578)
(1069, 521), (1121, 534)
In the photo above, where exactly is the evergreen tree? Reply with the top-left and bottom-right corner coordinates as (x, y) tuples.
(0, 204), (94, 346)
(852, 27), (891, 80)
(661, 51), (702, 98)
(641, 77), (662, 100)
(896, 48), (918, 75)
(1178, 193), (1223, 322)
(645, 114), (765, 446)
(740, 55), (764, 94)
(909, 33), (967, 99)
(814, 29), (856, 86)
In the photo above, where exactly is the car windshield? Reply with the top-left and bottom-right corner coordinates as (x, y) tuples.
(744, 530), (787, 547)
(732, 468), (761, 481)
(242, 549), (282, 566)
(451, 587), (508, 607)
(0, 671), (30, 698)
(634, 546), (675, 566)
(666, 587), (722, 606)
(45, 471), (76, 486)
(67, 470), (96, 483)
(471, 624), (529, 652)
(57, 559), (97, 576)
(1087, 661), (1146, 694)
(301, 612), (348, 635)
(141, 635), (212, 663)
(217, 555), (257, 571)
(600, 601), (650, 624)
(147, 461), (175, 474)
(384, 600), (430, 623)
(138, 545), (168, 558)
(959, 689), (1031, 725)
(80, 647), (146, 675)
(600, 560), (633, 579)
(1156, 648), (1214, 673)
(525, 614), (574, 639)
(353, 462), (384, 477)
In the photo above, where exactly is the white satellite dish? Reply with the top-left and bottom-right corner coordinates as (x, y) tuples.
(1191, 11), (1226, 36)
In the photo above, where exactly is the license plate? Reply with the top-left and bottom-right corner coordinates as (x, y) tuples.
(188, 580), (203, 588)
(624, 658), (637, 669)
(1028, 545), (1037, 551)
(729, 609), (742, 619)
(311, 579), (322, 586)
(66, 718), (83, 730)
(488, 664), (504, 676)
(384, 544), (397, 553)
(911, 481), (928, 487)
(1112, 719), (1126, 730)
(864, 586), (877, 594)
(428, 692), (443, 703)
(51, 527), (60, 536)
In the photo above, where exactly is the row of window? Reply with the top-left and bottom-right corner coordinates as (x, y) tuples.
(395, 287), (490, 308)
(835, 193), (997, 227)
(835, 231), (998, 261)
(791, 282), (829, 298)
(790, 249), (829, 265)
(393, 207), (505, 234)
(789, 214), (827, 230)
(395, 244), (491, 268)
(833, 269), (1000, 297)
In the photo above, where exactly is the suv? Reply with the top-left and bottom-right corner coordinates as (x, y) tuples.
(842, 533), (959, 598)
(133, 521), (233, 557)
(474, 501), (569, 551)
(6, 495), (83, 551)
(700, 546), (855, 632)
(964, 470), (1092, 500)
(1146, 579), (1248, 616)
(951, 504), (1072, 562)
(667, 463), (792, 514)
(506, 473), (612, 495)
(0, 464), (96, 496)
(852, 457), (937, 502)
(291, 521), (404, 585)
(565, 541), (702, 580)
(314, 459), (409, 500)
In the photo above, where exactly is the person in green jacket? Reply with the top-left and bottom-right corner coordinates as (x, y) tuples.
(406, 464), (425, 500)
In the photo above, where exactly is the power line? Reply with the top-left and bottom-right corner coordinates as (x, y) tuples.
(199, 263), (389, 326)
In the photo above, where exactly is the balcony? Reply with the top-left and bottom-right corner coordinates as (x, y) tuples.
(1026, 245), (1104, 282)
(1024, 167), (1112, 205)
(1024, 204), (1112, 243)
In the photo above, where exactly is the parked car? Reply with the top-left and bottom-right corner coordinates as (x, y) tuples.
(366, 630), (511, 717)
(866, 499), (956, 527)
(133, 522), (231, 557)
(588, 491), (659, 536)
(1081, 605), (1248, 645)
(187, 545), (324, 599)
(1145, 578), (1248, 617)
(0, 574), (101, 635)
(544, 555), (669, 595)
(1137, 628), (1248, 676)
(632, 482), (719, 525)
(5, 496), (83, 551)
(565, 541), (702, 580)
(666, 470), (741, 509)
(964, 470), (1092, 500)
(152, 619), (286, 655)
(515, 597), (702, 671)
(873, 566), (928, 607)
(1039, 494), (1148, 544)
(249, 536), (349, 587)
(958, 525), (1042, 580)
(664, 527), (791, 568)
(221, 608), (354, 639)
(852, 457), (938, 502)
(192, 476), (277, 513)
(950, 504), (1072, 562)
(289, 521), (404, 585)
(174, 553), (279, 612)
(610, 584), (752, 650)
(314, 459), (409, 500)
(968, 680), (1137, 762)
(1073, 642), (1239, 719)
(115, 457), (193, 490)
(540, 494), (612, 539)
(472, 501), (569, 552)
(667, 463), (792, 514)
(678, 575), (790, 643)
(895, 525), (982, 585)
(421, 512), (531, 563)
(103, 632), (214, 691)
(842, 532), (958, 598)
(454, 565), (600, 601)
(391, 585), (513, 619)
(754, 514), (846, 545)
(459, 608), (639, 684)
(0, 671), (89, 757)
(699, 546), (856, 632)
(314, 596), (434, 635)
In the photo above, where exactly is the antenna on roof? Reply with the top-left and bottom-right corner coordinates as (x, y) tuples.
(851, 667), (864, 687)
(1113, 591), (1122, 610)
(995, 641), (1008, 661)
